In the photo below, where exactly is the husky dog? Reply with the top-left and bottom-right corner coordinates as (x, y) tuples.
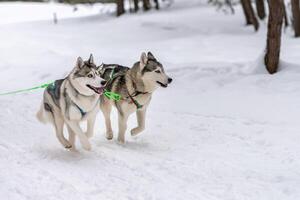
(99, 52), (172, 144)
(36, 54), (106, 150)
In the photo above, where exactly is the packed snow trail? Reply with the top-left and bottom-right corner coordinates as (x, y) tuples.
(0, 2), (300, 200)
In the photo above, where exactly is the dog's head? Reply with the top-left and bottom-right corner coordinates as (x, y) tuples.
(70, 54), (106, 96)
(139, 52), (172, 90)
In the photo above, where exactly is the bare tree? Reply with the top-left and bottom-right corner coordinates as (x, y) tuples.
(154, 0), (160, 10)
(264, 0), (284, 74)
(241, 0), (259, 31)
(116, 0), (125, 16)
(291, 0), (300, 37)
(283, 1), (289, 28)
(255, 0), (266, 20)
(133, 0), (139, 12)
(143, 0), (151, 11)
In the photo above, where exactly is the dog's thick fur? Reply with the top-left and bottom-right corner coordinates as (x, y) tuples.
(99, 52), (172, 143)
(36, 55), (105, 150)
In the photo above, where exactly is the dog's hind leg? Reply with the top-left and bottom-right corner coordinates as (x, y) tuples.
(53, 114), (72, 149)
(67, 125), (76, 150)
(100, 100), (113, 140)
(117, 112), (129, 144)
(66, 121), (91, 151)
(131, 108), (146, 136)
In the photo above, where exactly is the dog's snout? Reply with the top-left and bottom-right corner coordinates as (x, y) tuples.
(101, 80), (107, 86)
(168, 78), (173, 84)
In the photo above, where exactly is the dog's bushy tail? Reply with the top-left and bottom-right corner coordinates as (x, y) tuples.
(36, 104), (47, 124)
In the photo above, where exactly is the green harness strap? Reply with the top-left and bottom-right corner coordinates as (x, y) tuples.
(103, 67), (122, 101)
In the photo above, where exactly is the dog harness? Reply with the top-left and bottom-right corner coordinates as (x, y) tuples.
(47, 79), (64, 109)
(73, 102), (87, 117)
(103, 67), (149, 109)
(126, 90), (148, 109)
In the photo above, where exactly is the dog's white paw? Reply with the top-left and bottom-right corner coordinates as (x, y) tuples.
(82, 142), (92, 151)
(106, 132), (113, 140)
(117, 137), (125, 145)
(131, 127), (144, 136)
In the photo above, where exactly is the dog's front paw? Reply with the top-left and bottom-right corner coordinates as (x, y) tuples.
(131, 127), (144, 136)
(82, 142), (92, 151)
(62, 140), (72, 149)
(117, 137), (125, 144)
(106, 132), (113, 140)
(64, 143), (73, 149)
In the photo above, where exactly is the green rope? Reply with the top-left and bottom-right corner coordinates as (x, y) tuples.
(0, 82), (54, 96)
(0, 80), (122, 101)
(0, 66), (122, 101)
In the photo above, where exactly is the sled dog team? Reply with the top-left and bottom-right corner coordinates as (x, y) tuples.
(36, 52), (172, 150)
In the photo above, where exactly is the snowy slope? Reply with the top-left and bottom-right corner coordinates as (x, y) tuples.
(0, 2), (300, 200)
(0, 2), (114, 25)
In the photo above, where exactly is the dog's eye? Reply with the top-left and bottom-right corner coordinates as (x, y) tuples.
(155, 70), (161, 73)
(88, 74), (94, 78)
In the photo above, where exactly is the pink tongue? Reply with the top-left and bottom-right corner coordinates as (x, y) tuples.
(97, 87), (104, 94)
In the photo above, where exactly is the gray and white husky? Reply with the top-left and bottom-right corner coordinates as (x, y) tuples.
(99, 52), (172, 144)
(36, 54), (106, 151)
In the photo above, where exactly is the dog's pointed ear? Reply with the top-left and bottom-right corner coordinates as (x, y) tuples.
(97, 63), (104, 73)
(76, 56), (84, 69)
(88, 54), (94, 64)
(98, 63), (104, 70)
(147, 51), (156, 60)
(140, 52), (148, 70)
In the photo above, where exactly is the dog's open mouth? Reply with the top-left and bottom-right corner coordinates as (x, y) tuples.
(86, 85), (104, 94)
(156, 81), (168, 88)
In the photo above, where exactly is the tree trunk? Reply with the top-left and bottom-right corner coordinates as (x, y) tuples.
(241, 0), (252, 25)
(153, 0), (160, 10)
(116, 0), (125, 16)
(255, 0), (266, 20)
(291, 0), (300, 37)
(143, 0), (151, 11)
(283, 2), (289, 28)
(129, 0), (133, 13)
(133, 0), (139, 12)
(264, 0), (284, 74)
(241, 0), (259, 31)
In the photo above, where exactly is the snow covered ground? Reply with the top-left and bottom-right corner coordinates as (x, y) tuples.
(0, 1), (300, 200)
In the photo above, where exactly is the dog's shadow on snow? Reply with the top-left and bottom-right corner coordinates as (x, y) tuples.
(36, 145), (97, 163)
(35, 138), (154, 163)
(95, 138), (152, 151)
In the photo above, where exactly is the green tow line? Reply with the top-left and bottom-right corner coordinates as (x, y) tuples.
(0, 82), (54, 96)
(0, 81), (122, 101)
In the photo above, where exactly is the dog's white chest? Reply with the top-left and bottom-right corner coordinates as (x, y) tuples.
(68, 106), (83, 121)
